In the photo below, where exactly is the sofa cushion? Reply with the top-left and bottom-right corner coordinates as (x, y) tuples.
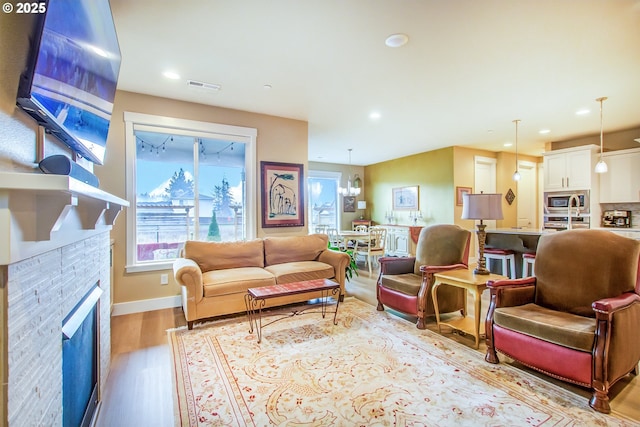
(264, 234), (328, 266)
(184, 239), (264, 272)
(494, 303), (596, 352)
(202, 267), (275, 297)
(380, 273), (421, 296)
(264, 261), (335, 284)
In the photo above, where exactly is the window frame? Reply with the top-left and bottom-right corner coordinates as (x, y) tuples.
(307, 170), (342, 233)
(123, 112), (257, 273)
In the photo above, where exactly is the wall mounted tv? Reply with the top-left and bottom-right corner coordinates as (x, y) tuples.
(17, 0), (121, 165)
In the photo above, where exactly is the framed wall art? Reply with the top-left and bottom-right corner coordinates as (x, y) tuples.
(261, 161), (305, 228)
(392, 186), (419, 210)
(343, 196), (356, 212)
(456, 186), (472, 206)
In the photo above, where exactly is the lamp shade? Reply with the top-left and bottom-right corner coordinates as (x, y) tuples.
(357, 201), (367, 209)
(461, 193), (504, 220)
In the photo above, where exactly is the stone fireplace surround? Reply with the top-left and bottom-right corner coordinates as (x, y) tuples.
(0, 172), (128, 426)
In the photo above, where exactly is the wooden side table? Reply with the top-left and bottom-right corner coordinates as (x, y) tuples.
(431, 269), (507, 348)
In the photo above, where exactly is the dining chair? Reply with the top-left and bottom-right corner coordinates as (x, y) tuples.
(314, 224), (329, 234)
(327, 228), (344, 250)
(354, 224), (368, 232)
(355, 226), (387, 274)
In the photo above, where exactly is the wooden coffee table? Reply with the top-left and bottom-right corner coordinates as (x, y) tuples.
(431, 269), (507, 349)
(244, 278), (341, 343)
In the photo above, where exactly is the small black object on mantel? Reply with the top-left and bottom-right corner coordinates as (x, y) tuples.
(39, 155), (100, 188)
(505, 188), (515, 205)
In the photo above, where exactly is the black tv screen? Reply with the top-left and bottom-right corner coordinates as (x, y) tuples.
(17, 0), (121, 165)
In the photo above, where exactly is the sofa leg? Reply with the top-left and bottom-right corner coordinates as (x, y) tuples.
(589, 389), (611, 414)
(187, 321), (194, 330)
(376, 301), (384, 311)
(416, 316), (426, 330)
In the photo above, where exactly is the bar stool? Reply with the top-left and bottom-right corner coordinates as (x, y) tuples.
(484, 248), (516, 279)
(522, 252), (536, 277)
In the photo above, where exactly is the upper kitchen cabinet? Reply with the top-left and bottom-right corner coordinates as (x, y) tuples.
(543, 145), (599, 191)
(599, 147), (640, 203)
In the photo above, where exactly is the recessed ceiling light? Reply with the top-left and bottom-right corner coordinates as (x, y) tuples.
(369, 111), (381, 120)
(263, 84), (272, 90)
(385, 33), (409, 48)
(163, 71), (181, 80)
(504, 143), (513, 147)
(575, 109), (590, 115)
(539, 129), (551, 134)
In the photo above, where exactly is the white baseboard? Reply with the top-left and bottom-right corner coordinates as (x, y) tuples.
(111, 295), (182, 316)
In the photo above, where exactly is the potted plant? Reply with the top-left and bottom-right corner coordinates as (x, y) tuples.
(328, 242), (359, 281)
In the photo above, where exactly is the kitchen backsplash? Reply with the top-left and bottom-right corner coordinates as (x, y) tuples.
(600, 203), (640, 229)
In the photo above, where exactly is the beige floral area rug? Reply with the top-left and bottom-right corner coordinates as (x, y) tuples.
(168, 298), (634, 426)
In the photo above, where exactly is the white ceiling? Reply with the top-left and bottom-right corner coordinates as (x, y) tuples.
(111, 0), (640, 166)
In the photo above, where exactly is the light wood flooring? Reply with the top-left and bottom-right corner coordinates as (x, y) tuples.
(96, 264), (640, 426)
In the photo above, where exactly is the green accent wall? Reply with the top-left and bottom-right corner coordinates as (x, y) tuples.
(364, 147), (455, 226)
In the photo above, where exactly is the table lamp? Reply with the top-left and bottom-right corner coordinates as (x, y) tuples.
(461, 192), (503, 275)
(357, 200), (367, 219)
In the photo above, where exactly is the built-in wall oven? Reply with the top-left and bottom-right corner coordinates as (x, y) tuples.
(543, 190), (590, 230)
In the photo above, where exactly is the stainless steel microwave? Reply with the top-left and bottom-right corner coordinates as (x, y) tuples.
(544, 191), (590, 214)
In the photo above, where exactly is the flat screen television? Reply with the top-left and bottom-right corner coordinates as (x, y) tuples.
(17, 0), (121, 165)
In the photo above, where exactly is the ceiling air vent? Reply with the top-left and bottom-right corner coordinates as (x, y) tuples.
(186, 80), (221, 91)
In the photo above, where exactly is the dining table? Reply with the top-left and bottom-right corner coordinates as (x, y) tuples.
(338, 230), (370, 249)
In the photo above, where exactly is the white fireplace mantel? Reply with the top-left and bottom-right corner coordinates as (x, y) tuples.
(0, 171), (129, 265)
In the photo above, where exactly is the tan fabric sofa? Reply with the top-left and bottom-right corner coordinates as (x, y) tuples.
(173, 234), (351, 329)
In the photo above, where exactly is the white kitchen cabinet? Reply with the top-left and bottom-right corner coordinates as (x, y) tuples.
(599, 148), (640, 203)
(543, 145), (598, 191)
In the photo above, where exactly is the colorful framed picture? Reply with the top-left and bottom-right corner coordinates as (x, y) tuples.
(456, 186), (472, 206)
(392, 186), (419, 210)
(343, 196), (356, 212)
(261, 161), (305, 228)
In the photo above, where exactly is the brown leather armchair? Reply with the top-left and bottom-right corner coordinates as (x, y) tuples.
(377, 224), (471, 329)
(485, 229), (640, 413)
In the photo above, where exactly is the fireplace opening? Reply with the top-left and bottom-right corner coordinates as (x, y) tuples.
(62, 285), (103, 427)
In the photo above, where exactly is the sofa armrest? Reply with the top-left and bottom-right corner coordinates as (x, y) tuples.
(173, 257), (204, 306)
(317, 249), (351, 290)
(379, 256), (416, 275)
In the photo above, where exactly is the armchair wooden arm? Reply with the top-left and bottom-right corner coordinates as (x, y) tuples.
(591, 293), (640, 412)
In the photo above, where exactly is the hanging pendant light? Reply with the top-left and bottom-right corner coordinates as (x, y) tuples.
(512, 119), (521, 181)
(594, 97), (608, 174)
(338, 148), (361, 196)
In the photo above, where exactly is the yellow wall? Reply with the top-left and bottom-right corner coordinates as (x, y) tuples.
(98, 90), (309, 304)
(365, 146), (541, 259)
(365, 147), (455, 226)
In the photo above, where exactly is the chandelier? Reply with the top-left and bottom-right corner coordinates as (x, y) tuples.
(338, 149), (361, 196)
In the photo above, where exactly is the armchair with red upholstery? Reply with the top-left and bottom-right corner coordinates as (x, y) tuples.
(377, 224), (471, 329)
(485, 229), (640, 413)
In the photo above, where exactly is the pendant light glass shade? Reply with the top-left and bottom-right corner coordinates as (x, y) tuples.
(512, 119), (521, 181)
(594, 97), (608, 174)
(338, 149), (361, 196)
